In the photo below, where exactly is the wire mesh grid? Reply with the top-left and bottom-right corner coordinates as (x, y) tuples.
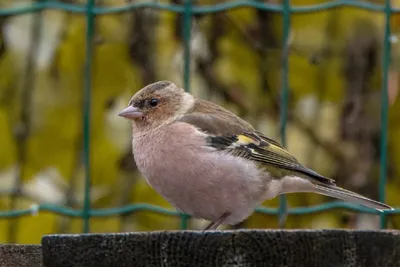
(0, 0), (398, 235)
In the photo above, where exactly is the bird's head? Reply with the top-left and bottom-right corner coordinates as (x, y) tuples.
(118, 81), (194, 132)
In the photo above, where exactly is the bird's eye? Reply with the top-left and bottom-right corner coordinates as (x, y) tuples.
(149, 98), (158, 107)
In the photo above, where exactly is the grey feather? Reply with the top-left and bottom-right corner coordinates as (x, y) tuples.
(314, 184), (392, 211)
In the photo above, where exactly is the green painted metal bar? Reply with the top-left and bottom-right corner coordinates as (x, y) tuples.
(0, 201), (395, 219)
(4, 1), (400, 17)
(190, 0), (385, 14)
(379, 0), (392, 229)
(182, 0), (192, 92)
(81, 0), (96, 233)
(277, 0), (290, 229)
(291, 0), (383, 13)
(0, 2), (85, 16)
(179, 0), (194, 229)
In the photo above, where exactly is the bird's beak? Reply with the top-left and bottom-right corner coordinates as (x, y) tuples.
(118, 106), (144, 119)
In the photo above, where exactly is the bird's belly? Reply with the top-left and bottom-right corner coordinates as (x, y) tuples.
(133, 130), (266, 224)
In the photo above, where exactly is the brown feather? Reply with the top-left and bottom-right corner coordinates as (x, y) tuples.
(176, 99), (254, 135)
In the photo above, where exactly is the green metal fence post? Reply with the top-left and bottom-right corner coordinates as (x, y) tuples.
(182, 0), (192, 92)
(180, 0), (193, 229)
(278, 0), (291, 229)
(82, 0), (96, 233)
(379, 0), (392, 229)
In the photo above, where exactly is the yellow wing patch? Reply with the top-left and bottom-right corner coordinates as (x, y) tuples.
(236, 134), (259, 146)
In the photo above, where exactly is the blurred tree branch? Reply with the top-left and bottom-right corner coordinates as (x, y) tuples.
(58, 138), (83, 233)
(338, 19), (381, 196)
(117, 149), (138, 232)
(0, 16), (6, 59)
(8, 6), (43, 242)
(129, 10), (156, 85)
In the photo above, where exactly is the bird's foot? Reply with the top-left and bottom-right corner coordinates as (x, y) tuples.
(203, 212), (231, 231)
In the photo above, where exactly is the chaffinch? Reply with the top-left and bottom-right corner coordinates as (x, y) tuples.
(118, 81), (393, 230)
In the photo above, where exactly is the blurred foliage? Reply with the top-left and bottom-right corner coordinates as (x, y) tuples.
(0, 0), (400, 243)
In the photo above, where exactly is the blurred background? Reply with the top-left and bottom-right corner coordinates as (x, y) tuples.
(0, 0), (400, 244)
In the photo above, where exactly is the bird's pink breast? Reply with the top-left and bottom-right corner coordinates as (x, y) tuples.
(132, 122), (267, 225)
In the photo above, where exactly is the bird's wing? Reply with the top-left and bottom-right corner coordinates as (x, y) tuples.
(176, 102), (334, 185)
(207, 131), (334, 184)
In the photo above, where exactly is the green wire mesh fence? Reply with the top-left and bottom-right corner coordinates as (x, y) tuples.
(0, 0), (398, 234)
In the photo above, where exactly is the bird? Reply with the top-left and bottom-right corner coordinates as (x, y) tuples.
(118, 80), (393, 230)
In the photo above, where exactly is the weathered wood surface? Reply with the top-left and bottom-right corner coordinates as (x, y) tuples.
(0, 244), (42, 267)
(40, 230), (400, 267)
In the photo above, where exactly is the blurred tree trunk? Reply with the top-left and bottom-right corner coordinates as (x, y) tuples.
(338, 19), (381, 201)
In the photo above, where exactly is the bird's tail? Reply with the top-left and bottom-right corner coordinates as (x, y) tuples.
(313, 184), (393, 211)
